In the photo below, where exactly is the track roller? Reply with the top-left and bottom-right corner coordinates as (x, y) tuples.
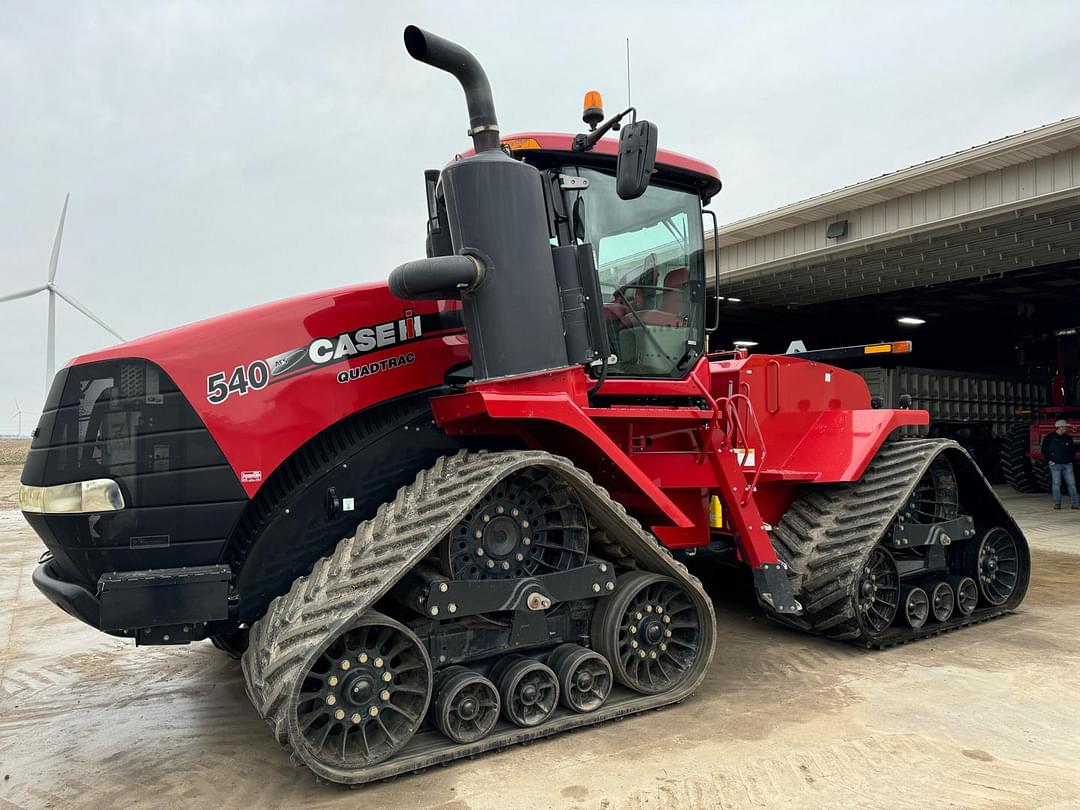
(547, 644), (612, 713)
(899, 585), (929, 629)
(928, 581), (955, 623)
(948, 575), (979, 616)
(432, 666), (500, 743)
(592, 570), (706, 696)
(493, 656), (559, 728)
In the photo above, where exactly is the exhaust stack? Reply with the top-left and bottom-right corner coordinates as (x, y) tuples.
(403, 26), (500, 153)
(390, 26), (570, 381)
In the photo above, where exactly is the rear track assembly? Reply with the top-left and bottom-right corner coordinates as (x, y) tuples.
(768, 439), (1031, 648)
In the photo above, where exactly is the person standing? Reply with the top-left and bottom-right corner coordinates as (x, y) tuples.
(1041, 419), (1078, 510)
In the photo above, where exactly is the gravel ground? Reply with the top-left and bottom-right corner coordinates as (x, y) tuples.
(0, 439), (30, 466)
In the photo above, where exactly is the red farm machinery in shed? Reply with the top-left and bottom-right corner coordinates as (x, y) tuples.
(19, 26), (1030, 784)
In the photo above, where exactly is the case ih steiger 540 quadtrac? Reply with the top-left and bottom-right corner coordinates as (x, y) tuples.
(19, 27), (1029, 785)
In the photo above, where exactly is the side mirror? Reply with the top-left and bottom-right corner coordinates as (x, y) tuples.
(616, 120), (658, 200)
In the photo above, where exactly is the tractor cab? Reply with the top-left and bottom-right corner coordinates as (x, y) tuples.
(421, 98), (722, 381)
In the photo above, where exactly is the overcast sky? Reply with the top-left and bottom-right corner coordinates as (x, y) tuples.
(2, 0), (1079, 430)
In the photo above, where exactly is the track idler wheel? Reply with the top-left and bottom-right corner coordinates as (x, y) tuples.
(293, 612), (431, 769)
(547, 644), (612, 713)
(948, 575), (979, 616)
(592, 570), (706, 696)
(928, 581), (955, 622)
(959, 527), (1021, 607)
(899, 585), (929, 629)
(432, 666), (500, 743)
(855, 547), (900, 636)
(492, 656), (559, 728)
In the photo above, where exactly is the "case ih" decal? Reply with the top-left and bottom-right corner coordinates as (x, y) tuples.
(206, 310), (422, 404)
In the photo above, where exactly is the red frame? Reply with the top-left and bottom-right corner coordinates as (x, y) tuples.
(431, 353), (925, 567)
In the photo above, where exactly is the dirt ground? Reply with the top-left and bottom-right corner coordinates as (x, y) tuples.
(0, 468), (1078, 809)
(0, 439), (30, 467)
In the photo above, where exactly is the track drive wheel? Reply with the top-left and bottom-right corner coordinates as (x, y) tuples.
(548, 644), (612, 713)
(592, 570), (705, 696)
(292, 612), (431, 770)
(441, 468), (588, 580)
(432, 667), (500, 743)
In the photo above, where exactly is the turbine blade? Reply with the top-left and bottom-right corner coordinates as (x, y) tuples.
(0, 285), (48, 303)
(48, 193), (70, 283)
(53, 287), (124, 341)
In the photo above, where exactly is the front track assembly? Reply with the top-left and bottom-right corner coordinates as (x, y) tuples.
(768, 439), (1031, 648)
(242, 450), (716, 785)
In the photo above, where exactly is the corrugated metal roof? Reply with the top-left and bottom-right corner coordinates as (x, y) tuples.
(716, 114), (1080, 246)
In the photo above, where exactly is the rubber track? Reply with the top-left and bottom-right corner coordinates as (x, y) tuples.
(768, 438), (1031, 649)
(1000, 422), (1037, 493)
(241, 450), (716, 785)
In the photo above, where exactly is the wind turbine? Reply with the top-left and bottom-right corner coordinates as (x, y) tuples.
(10, 398), (28, 437)
(0, 194), (124, 391)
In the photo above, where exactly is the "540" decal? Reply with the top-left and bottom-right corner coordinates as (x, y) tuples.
(207, 361), (270, 404)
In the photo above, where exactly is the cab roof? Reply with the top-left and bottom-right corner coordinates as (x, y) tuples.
(462, 132), (722, 202)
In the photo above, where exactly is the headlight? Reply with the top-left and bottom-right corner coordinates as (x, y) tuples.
(18, 479), (125, 514)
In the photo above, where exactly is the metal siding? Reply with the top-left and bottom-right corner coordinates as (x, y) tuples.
(715, 150), (1080, 275)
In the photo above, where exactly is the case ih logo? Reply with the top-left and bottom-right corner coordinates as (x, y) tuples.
(206, 310), (423, 405)
(306, 311), (421, 366)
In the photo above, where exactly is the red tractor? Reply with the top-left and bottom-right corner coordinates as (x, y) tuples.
(1001, 327), (1080, 492)
(19, 27), (1029, 785)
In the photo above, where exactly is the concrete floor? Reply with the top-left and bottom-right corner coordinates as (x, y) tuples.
(1, 469), (1078, 810)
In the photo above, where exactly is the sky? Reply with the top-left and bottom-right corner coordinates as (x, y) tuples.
(3, 0), (1080, 430)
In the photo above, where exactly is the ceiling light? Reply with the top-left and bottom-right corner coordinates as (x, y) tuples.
(727, 297), (741, 303)
(733, 340), (758, 347)
(897, 316), (925, 325)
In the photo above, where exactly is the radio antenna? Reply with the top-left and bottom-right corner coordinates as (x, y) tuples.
(625, 38), (632, 107)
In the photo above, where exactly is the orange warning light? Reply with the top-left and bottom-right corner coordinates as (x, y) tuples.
(582, 90), (604, 129)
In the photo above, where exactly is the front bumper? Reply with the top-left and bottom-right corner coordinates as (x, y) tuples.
(32, 557), (101, 629)
(32, 556), (233, 643)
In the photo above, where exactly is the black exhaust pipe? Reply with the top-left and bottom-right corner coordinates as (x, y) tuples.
(404, 25), (500, 153)
(392, 25), (569, 380)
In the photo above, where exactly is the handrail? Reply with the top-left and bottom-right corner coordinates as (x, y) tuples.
(723, 393), (767, 505)
(690, 375), (768, 504)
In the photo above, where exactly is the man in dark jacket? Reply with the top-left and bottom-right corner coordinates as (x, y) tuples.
(1041, 419), (1078, 510)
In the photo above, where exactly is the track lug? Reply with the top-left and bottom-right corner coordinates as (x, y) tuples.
(753, 563), (803, 614)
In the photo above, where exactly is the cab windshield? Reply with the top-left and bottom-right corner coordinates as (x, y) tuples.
(564, 167), (705, 377)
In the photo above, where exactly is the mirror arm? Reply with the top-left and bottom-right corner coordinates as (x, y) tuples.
(703, 209), (721, 332)
(572, 107), (637, 152)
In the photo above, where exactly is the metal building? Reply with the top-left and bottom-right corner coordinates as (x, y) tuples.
(711, 114), (1080, 308)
